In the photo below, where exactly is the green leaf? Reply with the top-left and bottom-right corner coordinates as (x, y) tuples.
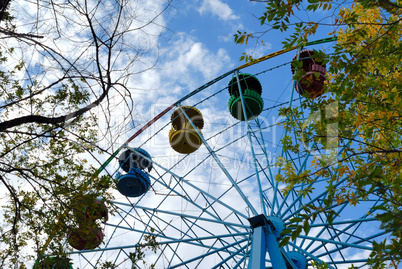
(303, 220), (310, 235)
(291, 226), (302, 241)
(279, 236), (290, 247)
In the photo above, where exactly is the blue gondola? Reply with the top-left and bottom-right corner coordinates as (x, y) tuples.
(116, 148), (152, 197)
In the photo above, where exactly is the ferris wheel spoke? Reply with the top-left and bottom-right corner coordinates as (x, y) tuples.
(330, 226), (373, 246)
(275, 151), (317, 217)
(232, 255), (247, 269)
(136, 150), (251, 221)
(153, 243), (186, 268)
(204, 237), (242, 267)
(168, 237), (249, 269)
(109, 202), (139, 230)
(246, 129), (286, 213)
(113, 202), (248, 229)
(111, 202), (249, 251)
(303, 217), (374, 253)
(288, 206), (370, 255)
(157, 232), (249, 248)
(178, 105), (259, 216)
(78, 253), (96, 268)
(160, 215), (225, 248)
(98, 208), (135, 256)
(273, 152), (313, 216)
(108, 221), (250, 253)
(281, 176), (350, 220)
(110, 249), (127, 267)
(305, 193), (384, 251)
(270, 88), (305, 215)
(172, 231), (246, 267)
(251, 133), (275, 186)
(277, 131), (359, 218)
(234, 70), (267, 215)
(111, 205), (160, 236)
(287, 241), (336, 269)
(308, 213), (384, 256)
(299, 234), (375, 251)
(309, 217), (378, 228)
(314, 231), (388, 263)
(246, 150), (275, 211)
(211, 243), (249, 269)
(178, 214), (246, 253)
(161, 191), (251, 256)
(199, 192), (249, 236)
(329, 259), (369, 267)
(159, 173), (248, 220)
(300, 197), (351, 248)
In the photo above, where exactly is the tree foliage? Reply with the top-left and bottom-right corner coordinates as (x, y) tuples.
(237, 0), (401, 267)
(0, 0), (170, 267)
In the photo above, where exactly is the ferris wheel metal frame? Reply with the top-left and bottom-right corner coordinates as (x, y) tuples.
(63, 36), (391, 269)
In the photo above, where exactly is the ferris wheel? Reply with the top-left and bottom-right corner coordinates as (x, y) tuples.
(60, 37), (390, 269)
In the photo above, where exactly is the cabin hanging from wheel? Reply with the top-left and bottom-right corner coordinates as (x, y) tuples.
(169, 106), (204, 154)
(227, 73), (264, 121)
(291, 50), (327, 98)
(67, 195), (108, 251)
(68, 224), (104, 251)
(115, 147), (152, 197)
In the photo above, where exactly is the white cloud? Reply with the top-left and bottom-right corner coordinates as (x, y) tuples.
(198, 0), (239, 21)
(101, 32), (234, 148)
(131, 33), (233, 103)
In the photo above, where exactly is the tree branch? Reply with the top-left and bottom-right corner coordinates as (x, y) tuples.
(0, 83), (111, 132)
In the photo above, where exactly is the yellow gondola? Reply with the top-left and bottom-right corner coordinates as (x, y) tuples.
(169, 106), (204, 154)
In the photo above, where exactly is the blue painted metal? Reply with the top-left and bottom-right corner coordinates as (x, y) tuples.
(287, 251), (307, 269)
(115, 167), (151, 197)
(112, 201), (249, 228)
(178, 105), (258, 216)
(247, 215), (290, 269)
(271, 47), (300, 215)
(147, 159), (250, 220)
(248, 226), (267, 269)
(278, 121), (355, 222)
(75, 223), (249, 254)
(277, 129), (359, 218)
(132, 148), (250, 220)
(211, 244), (249, 269)
(330, 259), (372, 264)
(315, 231), (389, 260)
(114, 175), (246, 252)
(288, 241), (336, 269)
(309, 217), (377, 227)
(280, 176), (349, 220)
(299, 235), (374, 250)
(169, 238), (249, 268)
(235, 70), (267, 216)
(254, 118), (277, 215)
(233, 256), (247, 269)
(310, 216), (386, 257)
(265, 228), (287, 268)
